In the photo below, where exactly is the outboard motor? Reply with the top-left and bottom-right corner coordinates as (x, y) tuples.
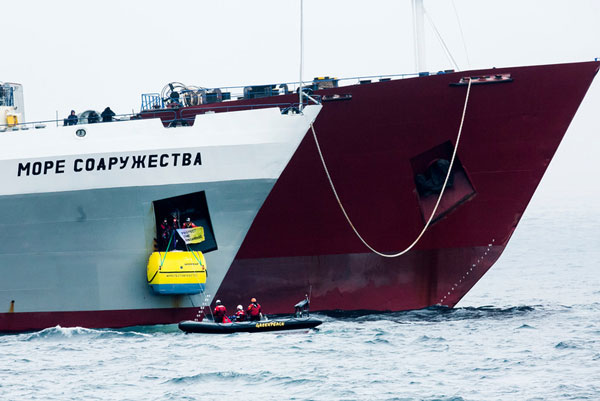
(294, 295), (310, 317)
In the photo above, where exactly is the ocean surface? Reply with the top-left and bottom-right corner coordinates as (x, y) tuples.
(1, 195), (599, 401)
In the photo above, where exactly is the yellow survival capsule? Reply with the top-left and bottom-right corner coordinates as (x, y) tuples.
(147, 251), (207, 295)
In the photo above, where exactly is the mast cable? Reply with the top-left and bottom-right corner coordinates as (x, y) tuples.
(310, 78), (473, 258)
(424, 8), (460, 71)
(451, 0), (471, 68)
(412, 1), (419, 72)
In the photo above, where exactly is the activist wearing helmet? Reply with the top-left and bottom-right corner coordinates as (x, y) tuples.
(247, 298), (262, 321)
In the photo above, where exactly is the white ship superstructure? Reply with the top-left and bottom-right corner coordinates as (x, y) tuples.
(0, 99), (321, 331)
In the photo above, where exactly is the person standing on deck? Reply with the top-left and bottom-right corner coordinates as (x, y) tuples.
(159, 218), (171, 251)
(101, 107), (116, 122)
(171, 215), (181, 250)
(66, 110), (78, 126)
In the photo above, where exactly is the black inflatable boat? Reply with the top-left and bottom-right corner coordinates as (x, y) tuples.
(179, 316), (322, 334)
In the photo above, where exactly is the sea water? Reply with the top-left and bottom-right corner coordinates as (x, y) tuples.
(1, 195), (599, 401)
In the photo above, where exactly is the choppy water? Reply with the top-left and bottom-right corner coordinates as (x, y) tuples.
(1, 196), (599, 401)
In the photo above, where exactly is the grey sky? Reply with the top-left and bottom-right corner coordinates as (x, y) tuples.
(4, 0), (600, 199)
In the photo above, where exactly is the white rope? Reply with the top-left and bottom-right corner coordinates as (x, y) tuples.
(311, 78), (473, 258)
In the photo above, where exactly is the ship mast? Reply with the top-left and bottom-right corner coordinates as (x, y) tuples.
(412, 0), (426, 73)
(299, 0), (304, 111)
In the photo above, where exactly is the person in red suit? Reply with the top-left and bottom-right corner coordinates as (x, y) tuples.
(235, 305), (247, 322)
(247, 298), (262, 321)
(213, 300), (227, 323)
(182, 217), (196, 228)
(159, 218), (171, 250)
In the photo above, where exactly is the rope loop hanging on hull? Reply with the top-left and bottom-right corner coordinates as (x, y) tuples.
(311, 78), (473, 258)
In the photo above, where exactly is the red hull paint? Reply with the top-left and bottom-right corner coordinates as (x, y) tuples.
(212, 62), (599, 313)
(218, 245), (503, 313)
(0, 307), (198, 333)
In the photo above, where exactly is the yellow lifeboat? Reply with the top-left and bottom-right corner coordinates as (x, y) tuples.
(147, 251), (207, 295)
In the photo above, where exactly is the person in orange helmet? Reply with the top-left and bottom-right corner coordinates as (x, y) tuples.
(247, 297), (262, 321)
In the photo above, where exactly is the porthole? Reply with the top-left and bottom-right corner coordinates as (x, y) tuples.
(75, 128), (86, 137)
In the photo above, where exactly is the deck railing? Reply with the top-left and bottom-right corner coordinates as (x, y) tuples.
(1, 69), (457, 131)
(139, 71), (447, 111)
(0, 101), (309, 131)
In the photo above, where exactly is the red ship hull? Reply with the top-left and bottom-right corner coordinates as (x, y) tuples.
(212, 61), (599, 313)
(0, 307), (199, 333)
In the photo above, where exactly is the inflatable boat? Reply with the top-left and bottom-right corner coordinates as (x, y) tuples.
(178, 316), (322, 334)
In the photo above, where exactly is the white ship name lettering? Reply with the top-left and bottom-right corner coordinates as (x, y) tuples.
(17, 152), (202, 177)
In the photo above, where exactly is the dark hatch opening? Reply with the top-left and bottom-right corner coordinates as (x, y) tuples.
(411, 141), (476, 223)
(153, 191), (218, 253)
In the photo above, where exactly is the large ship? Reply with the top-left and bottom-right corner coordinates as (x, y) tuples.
(136, 61), (600, 314)
(1, 59), (598, 332)
(0, 81), (321, 332)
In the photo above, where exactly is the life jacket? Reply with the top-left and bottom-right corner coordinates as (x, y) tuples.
(247, 302), (261, 316)
(235, 310), (246, 322)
